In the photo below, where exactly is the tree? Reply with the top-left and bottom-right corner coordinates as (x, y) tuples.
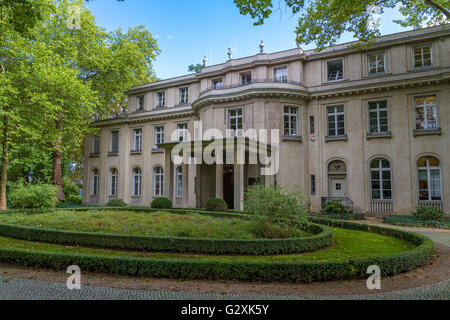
(233, 0), (449, 50)
(188, 63), (204, 73)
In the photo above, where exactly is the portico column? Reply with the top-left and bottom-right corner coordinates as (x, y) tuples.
(182, 163), (189, 207)
(164, 149), (174, 201)
(234, 164), (244, 211)
(215, 164), (223, 199)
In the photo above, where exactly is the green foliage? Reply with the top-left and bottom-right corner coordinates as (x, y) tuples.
(312, 211), (364, 220)
(322, 200), (351, 215)
(205, 198), (228, 212)
(384, 215), (450, 229)
(247, 220), (311, 239)
(244, 185), (307, 223)
(0, 217), (433, 283)
(234, 0), (450, 50)
(188, 63), (204, 73)
(107, 199), (127, 207)
(412, 206), (445, 221)
(65, 194), (82, 205)
(151, 197), (172, 209)
(9, 182), (57, 210)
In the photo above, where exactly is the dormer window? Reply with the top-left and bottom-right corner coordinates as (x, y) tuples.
(212, 78), (223, 89)
(327, 59), (343, 81)
(156, 91), (165, 108)
(240, 72), (252, 85)
(274, 67), (288, 83)
(136, 95), (145, 111)
(414, 45), (432, 69)
(368, 52), (385, 75)
(179, 87), (189, 104)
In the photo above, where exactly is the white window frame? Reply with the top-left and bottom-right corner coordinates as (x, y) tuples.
(110, 168), (118, 196)
(132, 168), (142, 197)
(413, 44), (433, 69)
(176, 166), (183, 198)
(368, 52), (385, 75)
(177, 123), (188, 142)
(274, 66), (288, 83)
(91, 169), (99, 196)
(154, 126), (164, 148)
(418, 157), (442, 201)
(153, 167), (164, 197)
(179, 87), (189, 104)
(156, 91), (165, 108)
(327, 59), (344, 82)
(228, 108), (243, 137)
(283, 106), (299, 136)
(414, 95), (438, 130)
(109, 131), (119, 153)
(368, 100), (389, 134)
(370, 159), (392, 200)
(327, 105), (345, 136)
(133, 128), (143, 151)
(136, 95), (145, 111)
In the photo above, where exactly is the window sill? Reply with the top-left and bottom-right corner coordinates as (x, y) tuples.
(130, 150), (142, 155)
(366, 132), (392, 140)
(133, 109), (147, 114)
(176, 103), (190, 107)
(413, 128), (442, 137)
(155, 105), (166, 109)
(152, 148), (164, 154)
(108, 152), (119, 157)
(131, 196), (141, 199)
(325, 135), (348, 142)
(282, 135), (302, 142)
(90, 153), (100, 158)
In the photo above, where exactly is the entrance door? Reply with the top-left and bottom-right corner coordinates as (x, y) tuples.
(223, 166), (234, 209)
(331, 178), (346, 198)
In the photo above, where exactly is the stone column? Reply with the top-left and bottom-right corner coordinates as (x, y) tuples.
(182, 163), (189, 207)
(215, 164), (223, 199)
(164, 149), (174, 201)
(195, 164), (202, 208)
(234, 164), (244, 211)
(187, 164), (197, 208)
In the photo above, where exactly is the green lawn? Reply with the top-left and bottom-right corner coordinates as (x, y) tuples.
(0, 228), (414, 262)
(0, 210), (310, 240)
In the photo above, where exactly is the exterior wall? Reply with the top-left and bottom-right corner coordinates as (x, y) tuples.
(83, 26), (450, 214)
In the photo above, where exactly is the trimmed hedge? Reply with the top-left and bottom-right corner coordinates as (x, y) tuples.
(0, 218), (434, 283)
(151, 197), (172, 209)
(0, 220), (333, 255)
(383, 215), (450, 230)
(310, 212), (365, 220)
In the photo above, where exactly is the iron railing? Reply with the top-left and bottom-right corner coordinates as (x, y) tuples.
(199, 79), (303, 96)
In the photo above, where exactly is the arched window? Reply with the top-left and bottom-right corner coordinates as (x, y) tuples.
(176, 166), (183, 198)
(91, 169), (99, 196)
(370, 159), (392, 200)
(132, 167), (141, 197)
(153, 167), (163, 196)
(110, 168), (118, 196)
(418, 156), (441, 201)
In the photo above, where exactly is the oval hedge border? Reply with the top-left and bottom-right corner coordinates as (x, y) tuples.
(0, 209), (334, 255)
(0, 217), (434, 283)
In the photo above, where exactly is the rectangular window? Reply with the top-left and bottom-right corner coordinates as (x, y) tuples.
(133, 128), (142, 151)
(368, 52), (385, 75)
(156, 92), (165, 108)
(92, 136), (100, 154)
(212, 79), (223, 89)
(311, 175), (316, 195)
(327, 59), (344, 81)
(240, 72), (252, 85)
(415, 95), (437, 130)
(176, 167), (182, 198)
(414, 45), (432, 68)
(177, 123), (188, 142)
(179, 87), (189, 104)
(283, 106), (298, 136)
(228, 108), (243, 137)
(154, 126), (164, 148)
(136, 95), (144, 111)
(309, 116), (315, 134)
(110, 131), (119, 153)
(368, 100), (389, 134)
(327, 105), (345, 136)
(274, 67), (288, 83)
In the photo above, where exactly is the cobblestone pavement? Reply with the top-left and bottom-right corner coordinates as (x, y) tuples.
(0, 277), (448, 300)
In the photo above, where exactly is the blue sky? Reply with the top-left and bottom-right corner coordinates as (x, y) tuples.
(85, 0), (410, 80)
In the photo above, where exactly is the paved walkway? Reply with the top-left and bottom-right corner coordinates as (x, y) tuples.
(0, 277), (448, 300)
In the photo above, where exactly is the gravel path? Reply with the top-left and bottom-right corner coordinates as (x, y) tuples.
(0, 276), (448, 300)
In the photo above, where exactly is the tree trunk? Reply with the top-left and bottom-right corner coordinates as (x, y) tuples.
(52, 148), (65, 201)
(0, 113), (9, 210)
(425, 0), (450, 18)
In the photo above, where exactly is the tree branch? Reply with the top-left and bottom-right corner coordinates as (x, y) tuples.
(424, 0), (450, 18)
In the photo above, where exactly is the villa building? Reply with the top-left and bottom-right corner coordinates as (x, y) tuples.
(83, 25), (450, 215)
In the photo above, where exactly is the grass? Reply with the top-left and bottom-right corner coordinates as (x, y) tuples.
(0, 210), (311, 240)
(0, 228), (414, 262)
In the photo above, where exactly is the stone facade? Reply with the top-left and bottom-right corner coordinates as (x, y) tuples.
(83, 26), (450, 215)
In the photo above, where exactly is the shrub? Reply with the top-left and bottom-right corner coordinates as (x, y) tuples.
(244, 184), (307, 223)
(66, 194), (82, 205)
(413, 206), (444, 221)
(151, 197), (172, 209)
(205, 198), (228, 212)
(322, 199), (350, 215)
(107, 199), (127, 207)
(9, 183), (57, 210)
